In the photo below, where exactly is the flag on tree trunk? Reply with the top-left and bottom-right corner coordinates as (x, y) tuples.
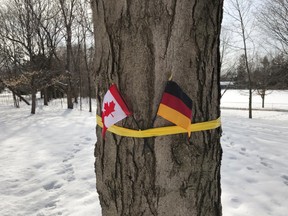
(157, 81), (193, 136)
(101, 84), (132, 138)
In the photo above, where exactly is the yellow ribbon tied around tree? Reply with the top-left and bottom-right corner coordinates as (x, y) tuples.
(96, 115), (221, 138)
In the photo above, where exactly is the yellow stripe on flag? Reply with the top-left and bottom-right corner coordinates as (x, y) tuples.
(157, 103), (191, 135)
(96, 115), (221, 138)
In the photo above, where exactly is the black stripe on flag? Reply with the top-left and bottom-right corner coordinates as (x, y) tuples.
(164, 81), (192, 109)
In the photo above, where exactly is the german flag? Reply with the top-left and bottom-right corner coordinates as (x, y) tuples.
(157, 81), (193, 136)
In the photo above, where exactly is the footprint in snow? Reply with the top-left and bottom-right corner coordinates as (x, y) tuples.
(56, 162), (75, 182)
(45, 200), (58, 208)
(239, 148), (248, 156)
(85, 137), (92, 141)
(33, 162), (44, 169)
(245, 177), (258, 184)
(281, 175), (288, 186)
(228, 156), (237, 160)
(43, 181), (63, 191)
(230, 197), (242, 209)
(63, 163), (75, 182)
(73, 148), (80, 154)
(259, 157), (273, 169)
(62, 154), (74, 162)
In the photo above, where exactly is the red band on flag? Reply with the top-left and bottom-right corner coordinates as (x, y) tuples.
(109, 84), (131, 116)
(160, 93), (192, 119)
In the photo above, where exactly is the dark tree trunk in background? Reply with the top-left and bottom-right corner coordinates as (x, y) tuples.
(12, 92), (19, 108)
(59, 0), (75, 109)
(31, 89), (37, 114)
(43, 88), (48, 106)
(83, 36), (93, 113)
(261, 93), (265, 108)
(87, 71), (92, 113)
(31, 76), (36, 114)
(92, 1), (223, 215)
(66, 42), (74, 109)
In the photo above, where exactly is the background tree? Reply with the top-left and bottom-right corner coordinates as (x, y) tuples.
(92, 0), (223, 215)
(225, 0), (254, 118)
(256, 0), (288, 90)
(269, 53), (288, 89)
(252, 55), (273, 108)
(257, 0), (288, 53)
(0, 0), (52, 113)
(0, 0), (95, 112)
(235, 54), (248, 88)
(72, 0), (94, 112)
(59, 0), (77, 109)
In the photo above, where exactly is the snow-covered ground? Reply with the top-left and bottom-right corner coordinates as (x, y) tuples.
(0, 98), (101, 216)
(0, 90), (288, 216)
(221, 89), (288, 110)
(221, 109), (288, 216)
(221, 90), (288, 216)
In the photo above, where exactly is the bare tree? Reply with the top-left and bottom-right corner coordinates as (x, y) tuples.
(258, 0), (288, 53)
(0, 0), (66, 113)
(75, 0), (94, 112)
(92, 0), (223, 215)
(59, 0), (77, 109)
(225, 0), (254, 118)
(220, 26), (238, 97)
(0, 0), (42, 113)
(253, 56), (273, 108)
(28, 0), (63, 105)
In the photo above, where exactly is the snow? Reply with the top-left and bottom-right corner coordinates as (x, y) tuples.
(0, 90), (288, 216)
(221, 89), (288, 110)
(0, 98), (101, 216)
(221, 90), (288, 216)
(221, 109), (288, 216)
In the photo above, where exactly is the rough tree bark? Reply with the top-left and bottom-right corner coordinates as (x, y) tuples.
(92, 1), (223, 215)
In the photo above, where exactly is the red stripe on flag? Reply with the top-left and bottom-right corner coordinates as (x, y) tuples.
(160, 93), (192, 119)
(109, 84), (131, 115)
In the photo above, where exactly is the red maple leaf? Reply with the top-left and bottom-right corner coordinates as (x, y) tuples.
(103, 101), (115, 118)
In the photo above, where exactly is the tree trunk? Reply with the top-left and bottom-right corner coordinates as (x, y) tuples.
(67, 77), (74, 109)
(83, 34), (93, 113)
(66, 25), (74, 109)
(43, 88), (48, 106)
(12, 92), (19, 108)
(92, 1), (223, 215)
(261, 93), (265, 108)
(31, 75), (37, 114)
(31, 89), (37, 114)
(249, 88), (252, 118)
(88, 73), (92, 113)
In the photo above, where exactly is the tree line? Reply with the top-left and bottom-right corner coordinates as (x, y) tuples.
(223, 53), (288, 90)
(0, 0), (95, 114)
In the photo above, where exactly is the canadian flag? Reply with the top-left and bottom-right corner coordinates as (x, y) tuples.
(101, 84), (132, 138)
